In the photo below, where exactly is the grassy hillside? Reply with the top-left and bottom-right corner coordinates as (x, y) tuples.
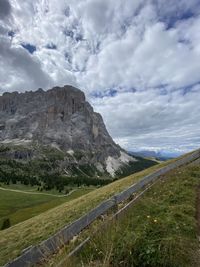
(0, 154), (187, 266)
(67, 162), (200, 267)
(0, 187), (93, 229)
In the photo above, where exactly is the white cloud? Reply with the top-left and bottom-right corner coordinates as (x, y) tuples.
(91, 87), (200, 152)
(1, 0), (200, 152)
(79, 19), (200, 92)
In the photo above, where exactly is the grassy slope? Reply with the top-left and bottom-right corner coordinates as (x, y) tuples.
(0, 156), (182, 266)
(0, 188), (93, 229)
(0, 183), (68, 194)
(72, 163), (200, 267)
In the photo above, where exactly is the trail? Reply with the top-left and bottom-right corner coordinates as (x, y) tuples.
(0, 186), (77, 198)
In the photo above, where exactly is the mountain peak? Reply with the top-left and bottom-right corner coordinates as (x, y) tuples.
(0, 85), (137, 177)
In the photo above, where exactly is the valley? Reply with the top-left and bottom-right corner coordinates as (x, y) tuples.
(0, 185), (94, 230)
(0, 160), (168, 266)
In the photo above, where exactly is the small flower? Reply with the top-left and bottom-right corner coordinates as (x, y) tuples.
(147, 215), (150, 219)
(154, 219), (158, 223)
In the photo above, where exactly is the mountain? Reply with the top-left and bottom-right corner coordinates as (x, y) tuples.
(129, 150), (181, 161)
(0, 85), (156, 189)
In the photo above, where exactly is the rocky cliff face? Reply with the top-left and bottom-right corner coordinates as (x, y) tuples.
(0, 85), (135, 177)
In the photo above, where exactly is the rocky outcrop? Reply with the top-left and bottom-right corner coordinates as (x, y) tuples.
(0, 85), (135, 176)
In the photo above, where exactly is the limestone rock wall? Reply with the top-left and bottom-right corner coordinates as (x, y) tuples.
(0, 85), (126, 174)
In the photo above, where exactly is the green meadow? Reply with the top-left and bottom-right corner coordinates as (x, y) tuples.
(0, 187), (93, 229)
(0, 152), (196, 266)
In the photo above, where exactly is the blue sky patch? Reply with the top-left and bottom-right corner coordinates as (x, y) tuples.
(181, 81), (200, 95)
(21, 43), (36, 54)
(92, 88), (118, 98)
(160, 10), (196, 30)
(8, 30), (15, 37)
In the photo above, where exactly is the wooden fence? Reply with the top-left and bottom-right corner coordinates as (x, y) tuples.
(4, 149), (200, 267)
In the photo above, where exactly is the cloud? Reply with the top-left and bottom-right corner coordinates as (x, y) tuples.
(78, 11), (200, 93)
(0, 0), (200, 152)
(154, 0), (200, 28)
(0, 36), (52, 92)
(0, 0), (11, 20)
(91, 87), (200, 152)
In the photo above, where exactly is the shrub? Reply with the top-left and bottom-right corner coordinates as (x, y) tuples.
(1, 218), (11, 230)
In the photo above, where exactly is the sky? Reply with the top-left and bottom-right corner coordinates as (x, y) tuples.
(0, 0), (200, 154)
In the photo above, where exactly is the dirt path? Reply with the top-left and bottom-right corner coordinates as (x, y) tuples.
(0, 186), (77, 198)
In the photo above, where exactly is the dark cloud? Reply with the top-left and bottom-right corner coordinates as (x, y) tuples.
(0, 0), (11, 20)
(46, 43), (57, 50)
(64, 6), (70, 17)
(0, 37), (52, 91)
(63, 29), (74, 38)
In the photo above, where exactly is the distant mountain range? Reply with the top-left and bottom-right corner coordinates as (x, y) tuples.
(129, 150), (182, 161)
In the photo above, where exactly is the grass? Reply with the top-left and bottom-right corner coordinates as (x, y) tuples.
(0, 189), (57, 227)
(0, 183), (64, 195)
(68, 163), (200, 267)
(0, 152), (195, 266)
(0, 182), (78, 195)
(0, 188), (93, 229)
(0, 183), (40, 191)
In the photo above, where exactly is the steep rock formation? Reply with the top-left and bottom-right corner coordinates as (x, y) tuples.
(0, 85), (134, 176)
